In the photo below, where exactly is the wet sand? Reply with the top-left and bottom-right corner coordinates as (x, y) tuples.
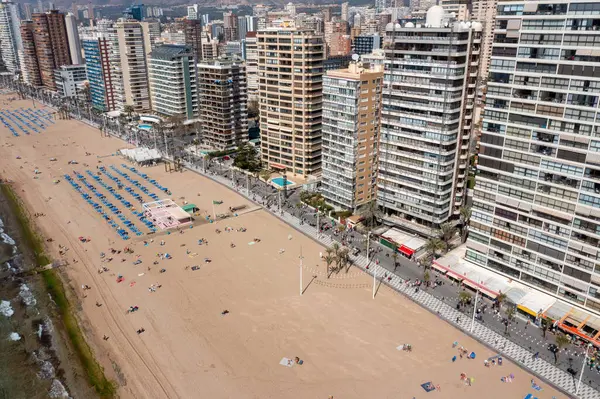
(0, 95), (566, 398)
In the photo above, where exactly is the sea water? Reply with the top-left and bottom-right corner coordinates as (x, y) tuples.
(0, 192), (71, 397)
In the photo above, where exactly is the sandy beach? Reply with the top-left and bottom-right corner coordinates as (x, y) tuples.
(0, 95), (566, 398)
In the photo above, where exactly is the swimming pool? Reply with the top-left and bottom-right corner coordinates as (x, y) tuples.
(272, 177), (295, 187)
(138, 124), (153, 130)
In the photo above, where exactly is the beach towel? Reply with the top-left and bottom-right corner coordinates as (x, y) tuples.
(279, 358), (294, 368)
(420, 382), (435, 392)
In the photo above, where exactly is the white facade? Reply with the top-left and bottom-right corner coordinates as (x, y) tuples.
(467, 0), (600, 317)
(54, 64), (87, 97)
(0, 0), (23, 74)
(370, 19), (481, 237)
(187, 4), (199, 20)
(244, 34), (258, 100)
(149, 45), (198, 119)
(65, 12), (84, 65)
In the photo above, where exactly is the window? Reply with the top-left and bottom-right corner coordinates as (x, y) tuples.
(503, 150), (540, 166)
(529, 229), (568, 250)
(540, 159), (583, 176)
(534, 194), (576, 213)
(466, 249), (487, 266)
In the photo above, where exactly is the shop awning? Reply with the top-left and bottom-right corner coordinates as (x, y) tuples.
(398, 245), (414, 257)
(445, 269), (464, 282)
(431, 262), (447, 274)
(517, 305), (539, 318)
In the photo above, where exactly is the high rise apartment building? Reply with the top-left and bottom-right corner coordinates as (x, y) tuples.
(471, 0), (497, 82)
(197, 57), (248, 150)
(65, 12), (83, 65)
(439, 0), (471, 20)
(373, 8), (481, 237)
(322, 62), (384, 210)
(223, 11), (239, 42)
(467, 1), (600, 316)
(54, 64), (86, 97)
(82, 22), (117, 111)
(20, 20), (42, 86)
(243, 32), (258, 100)
(149, 44), (198, 119)
(115, 20), (153, 112)
(184, 19), (202, 62)
(0, 0), (23, 74)
(341, 2), (349, 22)
(201, 32), (219, 60)
(353, 34), (381, 55)
(257, 28), (325, 177)
(32, 10), (72, 90)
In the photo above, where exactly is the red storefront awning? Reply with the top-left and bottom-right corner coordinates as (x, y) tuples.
(398, 245), (415, 257)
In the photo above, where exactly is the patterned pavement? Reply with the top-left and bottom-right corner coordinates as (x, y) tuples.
(185, 160), (597, 399)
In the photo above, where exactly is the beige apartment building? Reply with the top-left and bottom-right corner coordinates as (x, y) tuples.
(257, 27), (325, 177)
(115, 20), (154, 112)
(321, 62), (384, 211)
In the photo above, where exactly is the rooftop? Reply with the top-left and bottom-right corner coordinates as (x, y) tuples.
(150, 44), (192, 60)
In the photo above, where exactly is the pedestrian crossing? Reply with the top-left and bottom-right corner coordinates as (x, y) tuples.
(185, 161), (597, 399)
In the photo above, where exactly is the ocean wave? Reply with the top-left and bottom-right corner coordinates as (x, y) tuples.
(19, 284), (37, 307)
(1, 231), (15, 246)
(0, 300), (14, 317)
(48, 379), (69, 398)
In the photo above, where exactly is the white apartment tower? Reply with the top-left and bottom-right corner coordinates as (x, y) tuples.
(0, 0), (23, 74)
(374, 7), (481, 237)
(244, 31), (258, 100)
(322, 62), (384, 210)
(467, 0), (600, 317)
(115, 20), (154, 112)
(257, 27), (325, 177)
(149, 44), (198, 119)
(65, 12), (83, 65)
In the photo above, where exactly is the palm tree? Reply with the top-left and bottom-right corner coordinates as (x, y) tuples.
(459, 207), (472, 243)
(336, 248), (350, 273)
(123, 104), (135, 120)
(554, 333), (570, 364)
(439, 222), (457, 252)
(496, 292), (507, 310)
(259, 169), (272, 182)
(458, 291), (472, 306)
(392, 250), (399, 271)
(505, 306), (515, 321)
(423, 270), (431, 287)
(424, 237), (445, 264)
(358, 200), (382, 231)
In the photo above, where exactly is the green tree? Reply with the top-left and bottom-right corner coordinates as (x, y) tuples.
(392, 250), (399, 271)
(260, 169), (272, 182)
(439, 222), (457, 252)
(423, 270), (431, 287)
(459, 207), (472, 243)
(233, 143), (261, 172)
(505, 306), (515, 321)
(458, 291), (472, 306)
(496, 292), (507, 310)
(554, 333), (570, 363)
(424, 237), (445, 263)
(123, 104), (135, 119)
(358, 200), (382, 231)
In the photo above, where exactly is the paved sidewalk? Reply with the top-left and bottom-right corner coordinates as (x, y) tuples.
(184, 160), (596, 399)
(8, 90), (595, 398)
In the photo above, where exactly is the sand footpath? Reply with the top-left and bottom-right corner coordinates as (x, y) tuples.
(0, 96), (565, 398)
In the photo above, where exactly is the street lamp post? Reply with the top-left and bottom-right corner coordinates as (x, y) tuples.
(470, 289), (479, 332)
(576, 343), (592, 394)
(299, 247), (304, 296)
